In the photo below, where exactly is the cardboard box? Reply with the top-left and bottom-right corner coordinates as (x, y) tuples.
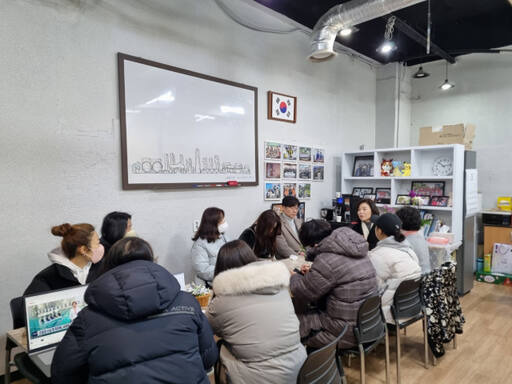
(476, 271), (512, 286)
(419, 123), (475, 150)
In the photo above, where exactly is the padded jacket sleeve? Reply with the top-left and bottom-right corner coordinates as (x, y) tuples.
(290, 255), (337, 304)
(51, 313), (88, 384)
(191, 240), (214, 283)
(194, 301), (218, 369)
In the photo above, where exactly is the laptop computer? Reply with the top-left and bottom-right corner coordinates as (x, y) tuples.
(24, 285), (88, 376)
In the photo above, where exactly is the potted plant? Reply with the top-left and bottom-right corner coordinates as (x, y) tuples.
(187, 283), (211, 307)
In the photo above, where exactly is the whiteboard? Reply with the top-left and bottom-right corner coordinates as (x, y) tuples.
(118, 53), (258, 189)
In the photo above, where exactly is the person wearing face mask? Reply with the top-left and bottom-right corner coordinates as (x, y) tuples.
(191, 207), (230, 286)
(239, 210), (282, 259)
(24, 223), (104, 295)
(100, 211), (135, 255)
(351, 198), (380, 250)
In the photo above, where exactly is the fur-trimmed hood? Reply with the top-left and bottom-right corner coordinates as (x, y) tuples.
(212, 261), (290, 296)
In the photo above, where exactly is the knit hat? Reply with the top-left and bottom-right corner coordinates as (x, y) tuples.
(374, 213), (402, 237)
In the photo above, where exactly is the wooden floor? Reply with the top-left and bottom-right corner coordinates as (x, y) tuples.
(13, 281), (512, 384)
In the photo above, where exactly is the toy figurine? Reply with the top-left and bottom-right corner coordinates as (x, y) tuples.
(392, 160), (403, 177)
(402, 162), (411, 176)
(381, 159), (393, 176)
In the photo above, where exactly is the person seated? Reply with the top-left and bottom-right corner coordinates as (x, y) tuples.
(239, 209), (281, 259)
(290, 220), (378, 349)
(191, 207), (230, 286)
(99, 211), (135, 255)
(369, 213), (421, 322)
(24, 223), (104, 295)
(207, 240), (306, 384)
(275, 196), (305, 260)
(51, 237), (217, 384)
(396, 206), (432, 273)
(351, 198), (380, 250)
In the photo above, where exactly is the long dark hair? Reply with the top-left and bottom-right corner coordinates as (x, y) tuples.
(101, 212), (131, 249)
(214, 240), (258, 276)
(254, 209), (281, 257)
(193, 207), (225, 243)
(101, 237), (154, 274)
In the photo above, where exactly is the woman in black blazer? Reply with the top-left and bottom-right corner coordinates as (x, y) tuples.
(351, 199), (380, 250)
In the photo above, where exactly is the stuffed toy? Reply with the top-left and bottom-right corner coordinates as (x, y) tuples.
(392, 160), (403, 177)
(402, 162), (411, 176)
(381, 159), (393, 176)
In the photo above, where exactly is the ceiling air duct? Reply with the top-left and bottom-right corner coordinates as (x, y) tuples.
(309, 0), (426, 62)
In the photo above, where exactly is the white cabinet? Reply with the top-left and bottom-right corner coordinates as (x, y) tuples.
(342, 144), (465, 242)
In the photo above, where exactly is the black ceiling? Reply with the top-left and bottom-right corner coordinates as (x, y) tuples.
(254, 0), (512, 65)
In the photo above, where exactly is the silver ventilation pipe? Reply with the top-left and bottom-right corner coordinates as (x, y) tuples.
(309, 0), (426, 62)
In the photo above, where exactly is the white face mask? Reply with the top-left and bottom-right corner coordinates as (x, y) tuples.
(218, 222), (229, 234)
(125, 229), (137, 238)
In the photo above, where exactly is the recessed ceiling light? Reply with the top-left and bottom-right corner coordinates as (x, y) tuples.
(377, 41), (397, 55)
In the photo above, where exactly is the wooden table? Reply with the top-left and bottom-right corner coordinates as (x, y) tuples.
(5, 327), (28, 384)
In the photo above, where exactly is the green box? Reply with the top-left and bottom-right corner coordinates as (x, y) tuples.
(476, 271), (512, 286)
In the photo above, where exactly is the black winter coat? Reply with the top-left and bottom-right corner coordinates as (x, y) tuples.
(51, 260), (218, 384)
(24, 263), (102, 296)
(351, 222), (379, 250)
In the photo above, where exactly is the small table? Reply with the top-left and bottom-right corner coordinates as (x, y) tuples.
(5, 327), (29, 384)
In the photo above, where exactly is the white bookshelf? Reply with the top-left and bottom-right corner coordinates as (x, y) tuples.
(341, 144), (465, 242)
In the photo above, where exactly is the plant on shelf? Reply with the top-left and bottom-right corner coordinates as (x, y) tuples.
(409, 190), (422, 207)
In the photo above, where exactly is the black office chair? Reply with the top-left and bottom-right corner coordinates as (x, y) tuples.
(5, 296), (50, 384)
(297, 325), (348, 384)
(390, 278), (428, 384)
(340, 295), (390, 384)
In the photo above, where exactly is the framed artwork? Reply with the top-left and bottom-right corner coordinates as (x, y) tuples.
(264, 182), (282, 200)
(265, 162), (281, 179)
(271, 203), (282, 214)
(299, 147), (312, 162)
(312, 165), (324, 181)
(298, 183), (311, 199)
(298, 202), (305, 221)
(283, 183), (297, 197)
(282, 163), (298, 179)
(411, 181), (445, 197)
(298, 164), (312, 180)
(416, 195), (431, 206)
(267, 91), (297, 123)
(396, 195), (411, 205)
(375, 188), (391, 204)
(430, 195), (449, 207)
(312, 148), (325, 163)
(265, 141), (281, 160)
(352, 187), (373, 197)
(363, 194), (376, 201)
(282, 144), (298, 161)
(118, 53), (258, 189)
(352, 156), (374, 177)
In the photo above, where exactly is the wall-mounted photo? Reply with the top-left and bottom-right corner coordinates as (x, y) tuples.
(268, 91), (297, 123)
(282, 144), (298, 161)
(265, 162), (281, 179)
(299, 147), (312, 162)
(352, 187), (373, 197)
(283, 183), (297, 197)
(271, 203), (282, 214)
(312, 165), (324, 181)
(282, 163), (298, 179)
(363, 194), (376, 201)
(411, 181), (445, 197)
(396, 195), (411, 205)
(264, 182), (282, 200)
(298, 164), (312, 180)
(297, 202), (305, 220)
(265, 141), (282, 160)
(298, 183), (311, 199)
(312, 148), (325, 163)
(429, 195), (450, 207)
(352, 155), (374, 177)
(375, 188), (391, 204)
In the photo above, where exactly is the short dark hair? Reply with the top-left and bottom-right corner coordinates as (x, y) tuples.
(101, 212), (132, 248)
(282, 196), (300, 207)
(356, 199), (380, 219)
(395, 206), (422, 231)
(101, 237), (154, 274)
(299, 219), (333, 247)
(193, 207), (225, 243)
(214, 240), (259, 276)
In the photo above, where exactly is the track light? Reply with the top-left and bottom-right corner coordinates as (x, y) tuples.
(439, 62), (454, 91)
(377, 41), (397, 54)
(413, 66), (430, 78)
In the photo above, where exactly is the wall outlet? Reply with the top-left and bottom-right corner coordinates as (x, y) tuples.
(193, 220), (200, 232)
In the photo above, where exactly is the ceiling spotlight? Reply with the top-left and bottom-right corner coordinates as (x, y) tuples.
(439, 62), (455, 91)
(339, 28), (353, 37)
(377, 41), (397, 55)
(413, 66), (430, 79)
(377, 16), (397, 55)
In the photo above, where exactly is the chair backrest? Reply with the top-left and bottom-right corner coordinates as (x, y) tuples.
(10, 296), (26, 329)
(354, 295), (386, 345)
(297, 326), (347, 384)
(391, 278), (423, 319)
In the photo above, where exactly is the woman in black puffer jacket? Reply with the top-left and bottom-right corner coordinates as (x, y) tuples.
(51, 237), (218, 384)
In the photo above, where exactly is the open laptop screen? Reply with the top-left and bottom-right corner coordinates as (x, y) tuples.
(25, 285), (88, 352)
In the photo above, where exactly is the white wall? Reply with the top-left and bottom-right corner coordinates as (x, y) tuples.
(409, 52), (512, 208)
(0, 0), (376, 371)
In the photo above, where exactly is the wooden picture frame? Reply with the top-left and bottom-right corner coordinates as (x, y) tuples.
(411, 181), (445, 197)
(267, 91), (297, 123)
(429, 195), (450, 207)
(352, 155), (374, 177)
(118, 53), (258, 189)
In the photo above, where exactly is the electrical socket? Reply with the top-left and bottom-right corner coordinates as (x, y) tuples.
(193, 220), (200, 232)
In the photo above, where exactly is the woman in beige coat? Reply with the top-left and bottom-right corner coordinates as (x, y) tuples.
(207, 240), (307, 384)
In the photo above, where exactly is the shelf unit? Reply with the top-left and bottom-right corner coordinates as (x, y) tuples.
(342, 144), (465, 242)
